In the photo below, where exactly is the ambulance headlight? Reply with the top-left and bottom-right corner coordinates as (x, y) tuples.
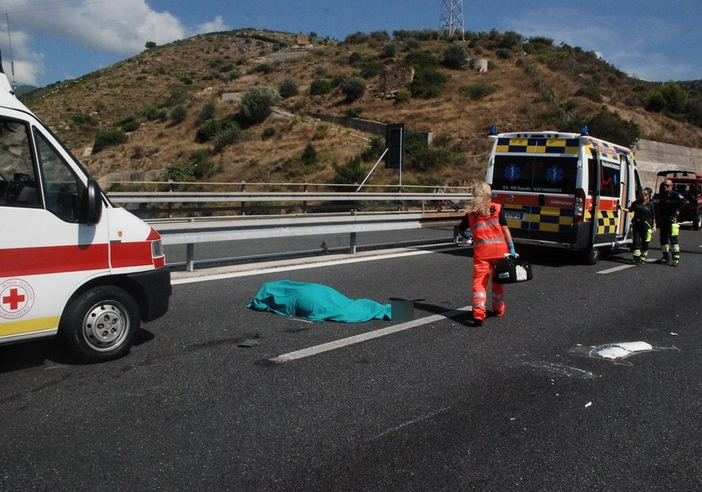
(152, 239), (164, 258)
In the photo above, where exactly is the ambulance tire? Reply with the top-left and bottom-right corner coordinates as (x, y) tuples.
(60, 285), (141, 363)
(693, 211), (701, 230)
(582, 247), (601, 265)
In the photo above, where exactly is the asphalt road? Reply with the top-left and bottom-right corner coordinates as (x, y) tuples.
(1, 228), (702, 491)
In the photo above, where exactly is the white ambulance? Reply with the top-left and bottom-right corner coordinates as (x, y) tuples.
(485, 129), (642, 264)
(0, 65), (170, 362)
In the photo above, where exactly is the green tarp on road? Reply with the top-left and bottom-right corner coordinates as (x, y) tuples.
(247, 280), (392, 322)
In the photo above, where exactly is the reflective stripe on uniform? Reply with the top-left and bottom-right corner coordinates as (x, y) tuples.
(472, 219), (501, 230)
(492, 293), (504, 307)
(473, 237), (507, 247)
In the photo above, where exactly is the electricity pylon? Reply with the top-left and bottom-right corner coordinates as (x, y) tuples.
(438, 0), (465, 40)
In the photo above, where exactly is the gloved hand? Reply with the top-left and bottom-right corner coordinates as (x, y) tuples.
(459, 231), (473, 246)
(508, 241), (517, 257)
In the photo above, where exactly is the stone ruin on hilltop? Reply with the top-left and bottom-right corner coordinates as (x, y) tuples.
(375, 66), (415, 99)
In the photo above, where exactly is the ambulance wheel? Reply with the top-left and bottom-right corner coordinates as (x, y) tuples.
(60, 285), (140, 363)
(582, 247), (601, 265)
(693, 212), (701, 230)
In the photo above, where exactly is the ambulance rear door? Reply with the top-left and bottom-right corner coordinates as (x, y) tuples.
(489, 136), (580, 246)
(590, 150), (626, 247)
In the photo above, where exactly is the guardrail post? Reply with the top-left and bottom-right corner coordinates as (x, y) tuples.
(303, 182), (308, 214)
(186, 243), (195, 272)
(350, 232), (357, 254)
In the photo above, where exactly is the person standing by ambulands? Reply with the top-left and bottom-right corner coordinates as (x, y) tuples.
(458, 181), (515, 327)
(619, 188), (655, 264)
(656, 179), (688, 266)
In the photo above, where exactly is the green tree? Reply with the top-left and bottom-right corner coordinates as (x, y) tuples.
(196, 101), (216, 126)
(213, 127), (243, 153)
(381, 43), (397, 59)
(459, 83), (495, 100)
(339, 76), (366, 102)
(369, 31), (391, 43)
(164, 161), (196, 182)
(301, 143), (318, 167)
(195, 116), (239, 143)
(344, 31), (370, 44)
(644, 90), (666, 112)
(441, 44), (467, 69)
(310, 79), (332, 96)
(170, 105), (187, 125)
(360, 137), (385, 162)
(403, 50), (440, 70)
(92, 130), (128, 153)
(586, 107), (640, 148)
(686, 98), (702, 128)
(278, 79), (299, 99)
(237, 86), (280, 125)
(659, 81), (688, 114)
(410, 68), (450, 99)
(500, 31), (524, 49)
(330, 156), (366, 186)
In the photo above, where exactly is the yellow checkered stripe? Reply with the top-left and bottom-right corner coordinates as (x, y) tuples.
(585, 210), (618, 234)
(587, 138), (626, 160)
(504, 206), (573, 233)
(496, 138), (580, 154)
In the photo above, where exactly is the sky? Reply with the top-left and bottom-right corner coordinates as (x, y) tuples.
(0, 0), (700, 88)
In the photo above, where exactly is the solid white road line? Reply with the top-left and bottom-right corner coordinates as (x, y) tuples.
(268, 305), (472, 364)
(597, 264), (634, 274)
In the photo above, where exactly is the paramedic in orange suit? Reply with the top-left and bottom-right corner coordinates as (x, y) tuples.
(457, 181), (515, 327)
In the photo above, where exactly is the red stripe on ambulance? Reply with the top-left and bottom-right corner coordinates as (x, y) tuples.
(0, 244), (109, 277)
(110, 241), (157, 268)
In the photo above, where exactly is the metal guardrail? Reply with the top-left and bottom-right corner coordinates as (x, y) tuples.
(108, 190), (470, 218)
(107, 191), (472, 271)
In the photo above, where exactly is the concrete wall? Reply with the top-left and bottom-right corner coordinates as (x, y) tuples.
(308, 112), (432, 145)
(635, 139), (702, 188)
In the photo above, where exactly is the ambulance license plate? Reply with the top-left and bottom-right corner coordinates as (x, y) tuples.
(504, 211), (525, 221)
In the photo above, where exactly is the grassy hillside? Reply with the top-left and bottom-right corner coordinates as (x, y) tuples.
(22, 28), (702, 191)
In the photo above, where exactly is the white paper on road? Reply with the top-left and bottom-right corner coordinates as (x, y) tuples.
(595, 341), (653, 360)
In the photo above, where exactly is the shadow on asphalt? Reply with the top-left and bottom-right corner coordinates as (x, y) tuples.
(0, 328), (155, 372)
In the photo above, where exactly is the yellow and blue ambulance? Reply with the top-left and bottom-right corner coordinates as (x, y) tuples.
(485, 129), (641, 264)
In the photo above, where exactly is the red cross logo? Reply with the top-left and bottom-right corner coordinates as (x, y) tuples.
(0, 279), (35, 319)
(2, 287), (26, 311)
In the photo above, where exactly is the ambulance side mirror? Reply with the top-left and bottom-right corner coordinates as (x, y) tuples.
(84, 178), (103, 225)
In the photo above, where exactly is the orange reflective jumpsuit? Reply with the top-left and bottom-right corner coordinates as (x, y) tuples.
(467, 204), (509, 321)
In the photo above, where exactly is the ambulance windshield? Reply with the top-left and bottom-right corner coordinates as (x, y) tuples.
(492, 155), (578, 194)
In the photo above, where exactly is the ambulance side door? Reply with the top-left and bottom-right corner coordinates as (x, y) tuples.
(593, 154), (623, 245)
(618, 154), (634, 237)
(0, 112), (109, 339)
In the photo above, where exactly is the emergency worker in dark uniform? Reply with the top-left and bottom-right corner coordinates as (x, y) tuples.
(458, 181), (515, 327)
(656, 179), (688, 266)
(620, 188), (655, 263)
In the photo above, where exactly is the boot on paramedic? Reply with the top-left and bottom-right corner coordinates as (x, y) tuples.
(656, 179), (688, 266)
(458, 181), (515, 327)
